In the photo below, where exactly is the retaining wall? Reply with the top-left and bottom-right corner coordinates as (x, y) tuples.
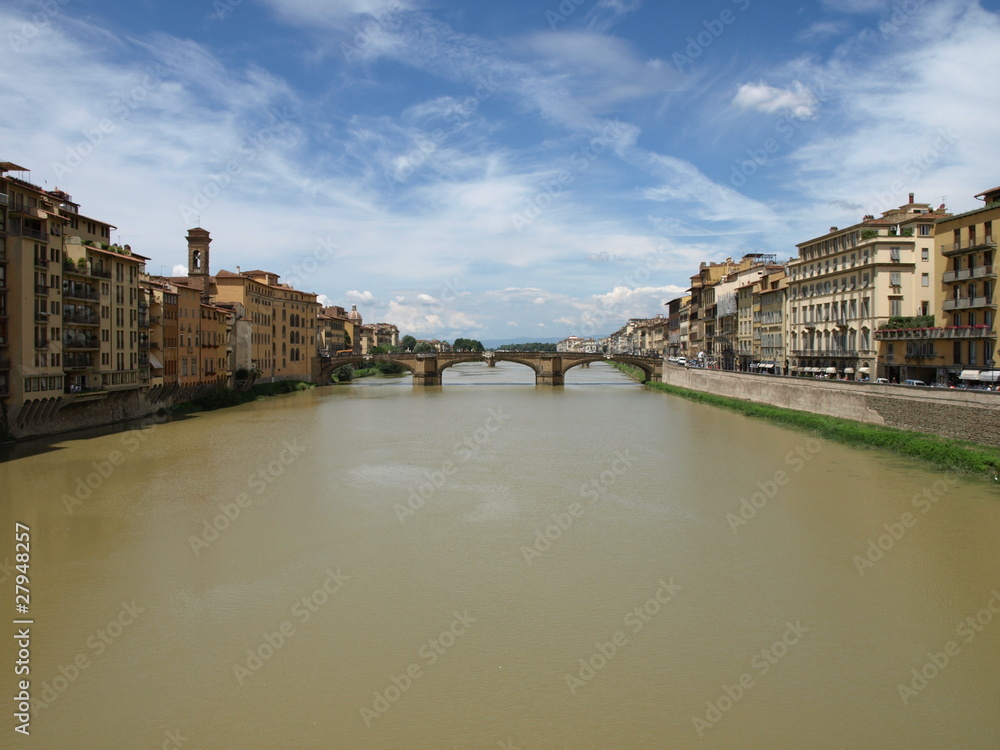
(659, 366), (1000, 448)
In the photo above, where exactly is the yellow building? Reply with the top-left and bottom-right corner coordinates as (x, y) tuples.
(1, 162), (149, 434)
(788, 195), (947, 380)
(875, 186), (998, 384)
(174, 228), (321, 383)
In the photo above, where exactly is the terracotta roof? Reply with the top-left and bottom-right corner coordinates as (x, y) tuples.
(974, 186), (1000, 199)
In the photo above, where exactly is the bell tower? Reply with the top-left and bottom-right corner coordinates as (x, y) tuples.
(186, 227), (212, 301)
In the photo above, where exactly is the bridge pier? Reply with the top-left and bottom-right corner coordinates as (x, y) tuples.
(412, 356), (440, 386)
(537, 355), (564, 386)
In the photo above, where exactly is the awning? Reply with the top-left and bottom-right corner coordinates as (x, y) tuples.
(960, 370), (980, 381)
(761, 364), (774, 369)
(148, 352), (164, 369)
(844, 368), (855, 374)
(825, 367), (837, 374)
(979, 370), (999, 383)
(857, 367), (870, 374)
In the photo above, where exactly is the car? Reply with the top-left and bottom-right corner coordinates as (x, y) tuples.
(874, 377), (890, 384)
(675, 357), (687, 366)
(903, 379), (927, 386)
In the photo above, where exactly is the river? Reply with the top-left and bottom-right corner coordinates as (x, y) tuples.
(2, 361), (999, 749)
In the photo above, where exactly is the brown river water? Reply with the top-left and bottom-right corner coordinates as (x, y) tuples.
(1, 361), (999, 749)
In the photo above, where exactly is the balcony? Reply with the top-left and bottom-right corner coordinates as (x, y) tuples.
(63, 311), (101, 326)
(34, 256), (49, 269)
(0, 359), (10, 370)
(942, 265), (997, 283)
(875, 326), (995, 341)
(62, 285), (99, 302)
(63, 337), (100, 350)
(942, 235), (996, 257)
(34, 284), (49, 296)
(8, 201), (35, 215)
(63, 355), (94, 371)
(34, 338), (48, 349)
(942, 296), (996, 311)
(138, 334), (150, 349)
(0, 192), (7, 206)
(790, 349), (859, 358)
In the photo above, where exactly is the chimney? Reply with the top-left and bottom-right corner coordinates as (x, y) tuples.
(908, 192), (914, 204)
(236, 266), (241, 274)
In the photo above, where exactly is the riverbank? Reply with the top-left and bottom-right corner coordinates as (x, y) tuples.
(170, 380), (315, 414)
(645, 380), (1000, 479)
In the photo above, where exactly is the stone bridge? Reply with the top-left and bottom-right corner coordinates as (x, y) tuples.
(315, 352), (663, 386)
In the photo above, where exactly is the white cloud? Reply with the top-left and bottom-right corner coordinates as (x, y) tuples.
(532, 297), (546, 305)
(732, 81), (819, 120)
(346, 290), (377, 304)
(506, 321), (519, 327)
(317, 293), (333, 306)
(171, 264), (188, 276)
(416, 293), (439, 304)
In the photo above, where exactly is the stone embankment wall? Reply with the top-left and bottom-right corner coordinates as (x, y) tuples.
(660, 367), (1000, 448)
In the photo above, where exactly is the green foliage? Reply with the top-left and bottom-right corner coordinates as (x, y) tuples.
(333, 364), (354, 382)
(608, 361), (646, 382)
(413, 342), (436, 353)
(645, 381), (1000, 478)
(400, 335), (417, 351)
(183, 380), (316, 411)
(371, 344), (400, 354)
(453, 337), (484, 352)
(497, 342), (558, 352)
(861, 229), (879, 240)
(882, 315), (937, 330)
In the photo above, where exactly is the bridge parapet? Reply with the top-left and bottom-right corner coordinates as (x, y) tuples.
(317, 351), (662, 386)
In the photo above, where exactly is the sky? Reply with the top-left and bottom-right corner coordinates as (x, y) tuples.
(2, 0), (999, 342)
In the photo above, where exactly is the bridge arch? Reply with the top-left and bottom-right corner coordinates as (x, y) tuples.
(490, 354), (543, 375)
(318, 355), (416, 384)
(437, 354), (490, 376)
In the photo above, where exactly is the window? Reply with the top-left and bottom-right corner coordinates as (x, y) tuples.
(919, 224), (931, 237)
(890, 299), (902, 317)
(921, 273), (929, 287)
(921, 247), (929, 261)
(890, 247), (901, 262)
(890, 272), (901, 286)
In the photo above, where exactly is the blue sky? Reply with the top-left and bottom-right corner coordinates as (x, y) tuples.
(3, 0), (999, 341)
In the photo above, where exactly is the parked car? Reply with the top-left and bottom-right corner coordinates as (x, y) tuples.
(676, 357), (687, 366)
(903, 379), (927, 386)
(874, 377), (890, 384)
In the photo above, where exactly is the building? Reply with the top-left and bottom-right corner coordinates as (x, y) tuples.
(556, 336), (598, 353)
(317, 306), (350, 356)
(756, 267), (788, 374)
(874, 186), (997, 384)
(1, 162), (151, 435)
(173, 228), (321, 383)
(787, 195), (948, 380)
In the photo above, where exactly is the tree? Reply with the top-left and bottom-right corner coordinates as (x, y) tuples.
(344, 330), (352, 349)
(371, 344), (400, 354)
(413, 342), (435, 353)
(400, 335), (416, 351)
(453, 338), (484, 352)
(332, 364), (354, 382)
